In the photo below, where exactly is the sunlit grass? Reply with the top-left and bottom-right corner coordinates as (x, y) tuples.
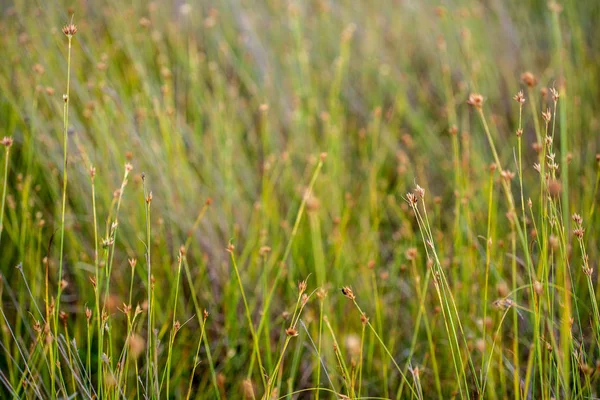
(0, 1), (600, 399)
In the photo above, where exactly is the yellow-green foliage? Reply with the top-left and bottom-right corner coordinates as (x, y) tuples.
(0, 1), (599, 398)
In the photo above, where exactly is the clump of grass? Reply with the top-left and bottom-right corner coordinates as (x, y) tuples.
(0, 2), (600, 399)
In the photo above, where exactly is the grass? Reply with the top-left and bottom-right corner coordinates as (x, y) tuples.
(0, 0), (600, 398)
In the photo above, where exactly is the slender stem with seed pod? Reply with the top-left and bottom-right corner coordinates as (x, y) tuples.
(54, 24), (75, 398)
(0, 140), (11, 245)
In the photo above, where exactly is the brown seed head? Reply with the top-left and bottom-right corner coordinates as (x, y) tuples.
(467, 93), (484, 109)
(521, 71), (537, 87)
(415, 184), (425, 199)
(1, 137), (14, 148)
(513, 90), (525, 104)
(33, 64), (45, 75)
(86, 307), (92, 321)
(298, 279), (307, 294)
(62, 23), (78, 37)
(406, 192), (418, 206)
(405, 247), (418, 261)
(550, 87), (559, 102)
(501, 170), (515, 181)
(129, 334), (145, 359)
(285, 327), (298, 337)
(516, 128), (523, 137)
(316, 287), (327, 300)
(59, 311), (68, 323)
(542, 108), (552, 123)
(258, 246), (271, 256)
(360, 313), (369, 325)
(341, 286), (355, 300)
(572, 213), (583, 226)
(548, 179), (562, 197)
(573, 227), (585, 239)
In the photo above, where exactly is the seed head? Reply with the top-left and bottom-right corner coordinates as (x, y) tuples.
(573, 227), (585, 239)
(1, 137), (13, 148)
(521, 71), (537, 87)
(572, 213), (583, 225)
(550, 87), (559, 102)
(516, 129), (523, 137)
(360, 313), (369, 325)
(513, 90), (525, 104)
(542, 108), (552, 123)
(406, 192), (418, 206)
(548, 179), (562, 197)
(467, 93), (484, 109)
(500, 170), (515, 181)
(405, 247), (418, 261)
(128, 334), (145, 359)
(62, 23), (78, 37)
(414, 184), (425, 199)
(341, 286), (356, 300)
(285, 327), (298, 337)
(298, 279), (307, 294)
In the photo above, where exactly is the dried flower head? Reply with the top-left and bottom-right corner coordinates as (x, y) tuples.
(129, 334), (145, 359)
(572, 213), (583, 225)
(341, 286), (356, 300)
(500, 170), (515, 181)
(516, 129), (523, 137)
(548, 179), (562, 197)
(521, 71), (537, 87)
(550, 87), (559, 102)
(406, 192), (418, 206)
(467, 93), (484, 109)
(360, 313), (369, 325)
(62, 23), (78, 37)
(513, 90), (525, 104)
(298, 279), (307, 294)
(405, 247), (418, 261)
(573, 227), (585, 239)
(542, 108), (552, 123)
(414, 184), (425, 199)
(1, 137), (14, 148)
(285, 327), (298, 337)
